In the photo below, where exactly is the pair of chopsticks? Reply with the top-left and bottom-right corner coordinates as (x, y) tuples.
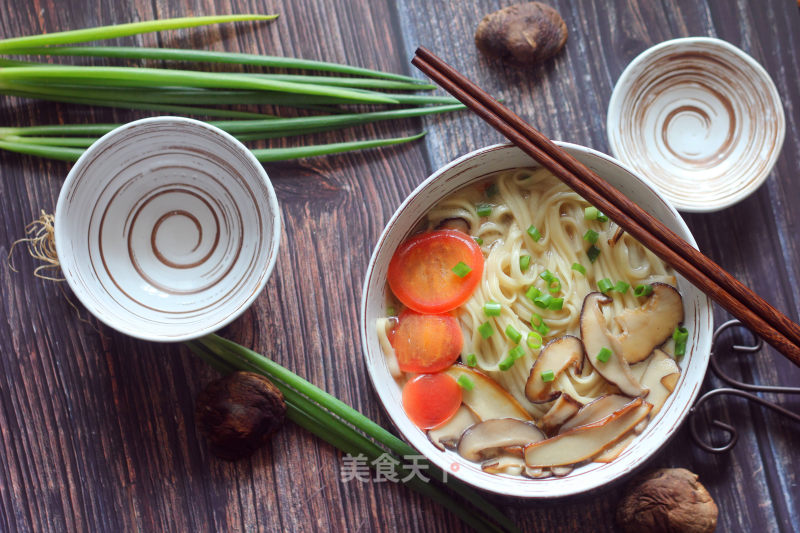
(412, 46), (800, 367)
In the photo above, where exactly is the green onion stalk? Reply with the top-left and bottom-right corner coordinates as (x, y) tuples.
(186, 335), (520, 533)
(0, 14), (464, 163)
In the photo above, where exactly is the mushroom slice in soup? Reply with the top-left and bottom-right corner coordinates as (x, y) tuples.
(594, 432), (637, 463)
(661, 372), (680, 392)
(558, 394), (632, 434)
(539, 393), (582, 435)
(638, 349), (681, 417)
(581, 293), (648, 397)
(524, 398), (652, 468)
(525, 335), (584, 403)
(444, 365), (532, 421)
(427, 406), (478, 451)
(613, 283), (684, 364)
(482, 454), (527, 476)
(458, 418), (545, 462)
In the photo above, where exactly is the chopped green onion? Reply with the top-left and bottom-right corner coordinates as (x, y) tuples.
(584, 206), (600, 220)
(673, 326), (689, 357)
(533, 293), (554, 309)
(539, 269), (561, 294)
(478, 322), (494, 339)
(498, 354), (516, 371)
(527, 225), (542, 241)
(509, 346), (525, 360)
(519, 255), (531, 272)
(457, 375), (475, 391)
(485, 183), (498, 197)
(386, 306), (395, 317)
(571, 262), (586, 275)
(540, 270), (556, 282)
(615, 281), (630, 293)
(477, 203), (492, 217)
(597, 212), (609, 222)
(587, 245), (601, 263)
(473, 236), (483, 245)
(527, 331), (543, 350)
(505, 325), (522, 344)
(548, 297), (564, 311)
(452, 261), (472, 278)
(525, 286), (541, 302)
(483, 301), (502, 317)
(596, 347), (612, 363)
(531, 314), (550, 336)
(598, 278), (614, 294)
(634, 284), (654, 297)
(465, 353), (478, 367)
(583, 229), (599, 244)
(540, 370), (555, 382)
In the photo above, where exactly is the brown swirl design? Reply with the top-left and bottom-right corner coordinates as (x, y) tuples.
(608, 39), (785, 212)
(57, 119), (279, 340)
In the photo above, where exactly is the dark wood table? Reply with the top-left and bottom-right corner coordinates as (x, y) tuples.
(2, 1), (798, 531)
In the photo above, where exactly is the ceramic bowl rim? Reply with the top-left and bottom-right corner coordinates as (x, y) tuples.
(607, 36), (786, 213)
(55, 116), (281, 343)
(360, 141), (713, 498)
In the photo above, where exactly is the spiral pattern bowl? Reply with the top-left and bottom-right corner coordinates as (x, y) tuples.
(607, 37), (785, 212)
(56, 117), (281, 342)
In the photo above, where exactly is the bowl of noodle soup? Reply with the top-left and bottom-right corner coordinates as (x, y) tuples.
(360, 143), (712, 497)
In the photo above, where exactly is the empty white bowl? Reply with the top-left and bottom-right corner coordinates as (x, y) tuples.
(360, 143), (713, 498)
(607, 37), (785, 212)
(56, 117), (281, 342)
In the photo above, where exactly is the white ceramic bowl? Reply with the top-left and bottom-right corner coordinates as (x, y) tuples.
(607, 37), (785, 213)
(56, 117), (281, 342)
(360, 143), (713, 498)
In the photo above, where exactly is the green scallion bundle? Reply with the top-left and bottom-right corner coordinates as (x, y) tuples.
(0, 15), (463, 162)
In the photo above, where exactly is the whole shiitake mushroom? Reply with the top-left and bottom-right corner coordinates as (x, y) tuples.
(616, 468), (719, 533)
(195, 371), (286, 461)
(475, 2), (568, 66)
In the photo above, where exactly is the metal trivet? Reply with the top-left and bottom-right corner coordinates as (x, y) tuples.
(688, 320), (800, 453)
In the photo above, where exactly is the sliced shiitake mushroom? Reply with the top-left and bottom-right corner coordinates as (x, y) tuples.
(524, 399), (652, 467)
(524, 466), (550, 478)
(445, 365), (532, 421)
(580, 293), (647, 397)
(482, 454), (527, 476)
(638, 349), (680, 417)
(427, 406), (478, 451)
(559, 394), (632, 434)
(458, 418), (545, 462)
(594, 432), (636, 463)
(550, 465), (574, 477)
(614, 283), (684, 364)
(525, 335), (584, 403)
(436, 217), (470, 233)
(661, 373), (680, 392)
(540, 393), (582, 435)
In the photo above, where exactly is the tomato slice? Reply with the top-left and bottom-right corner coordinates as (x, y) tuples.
(402, 373), (462, 429)
(392, 310), (463, 373)
(387, 230), (483, 314)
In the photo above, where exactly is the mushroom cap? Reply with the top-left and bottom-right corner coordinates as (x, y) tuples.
(195, 371), (286, 461)
(616, 468), (718, 533)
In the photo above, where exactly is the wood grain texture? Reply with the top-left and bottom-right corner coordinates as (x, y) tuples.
(1, 1), (798, 532)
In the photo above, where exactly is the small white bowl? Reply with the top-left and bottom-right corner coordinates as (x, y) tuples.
(360, 143), (713, 498)
(56, 117), (281, 342)
(607, 37), (785, 212)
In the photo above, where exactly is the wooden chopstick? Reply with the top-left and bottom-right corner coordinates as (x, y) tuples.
(412, 47), (800, 366)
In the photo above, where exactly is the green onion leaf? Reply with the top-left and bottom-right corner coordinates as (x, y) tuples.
(598, 278), (614, 294)
(478, 322), (494, 339)
(505, 325), (522, 344)
(452, 261), (472, 278)
(386, 306), (395, 317)
(615, 281), (630, 293)
(571, 263), (586, 275)
(527, 225), (542, 241)
(531, 314), (549, 336)
(527, 331), (542, 350)
(533, 293), (554, 309)
(498, 354), (516, 371)
(541, 370), (555, 382)
(634, 284), (654, 297)
(587, 245), (601, 263)
(584, 206), (600, 220)
(457, 375), (475, 391)
(483, 302), (502, 317)
(548, 297), (564, 311)
(509, 346), (526, 361)
(473, 236), (483, 245)
(540, 270), (556, 282)
(525, 286), (541, 302)
(465, 353), (478, 367)
(596, 347), (612, 363)
(597, 212), (609, 222)
(519, 255), (531, 272)
(673, 326), (689, 357)
(477, 203), (492, 217)
(583, 229), (599, 244)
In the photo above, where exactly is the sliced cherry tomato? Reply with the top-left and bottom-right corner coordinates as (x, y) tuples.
(391, 310), (463, 373)
(387, 229), (483, 314)
(402, 373), (462, 429)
